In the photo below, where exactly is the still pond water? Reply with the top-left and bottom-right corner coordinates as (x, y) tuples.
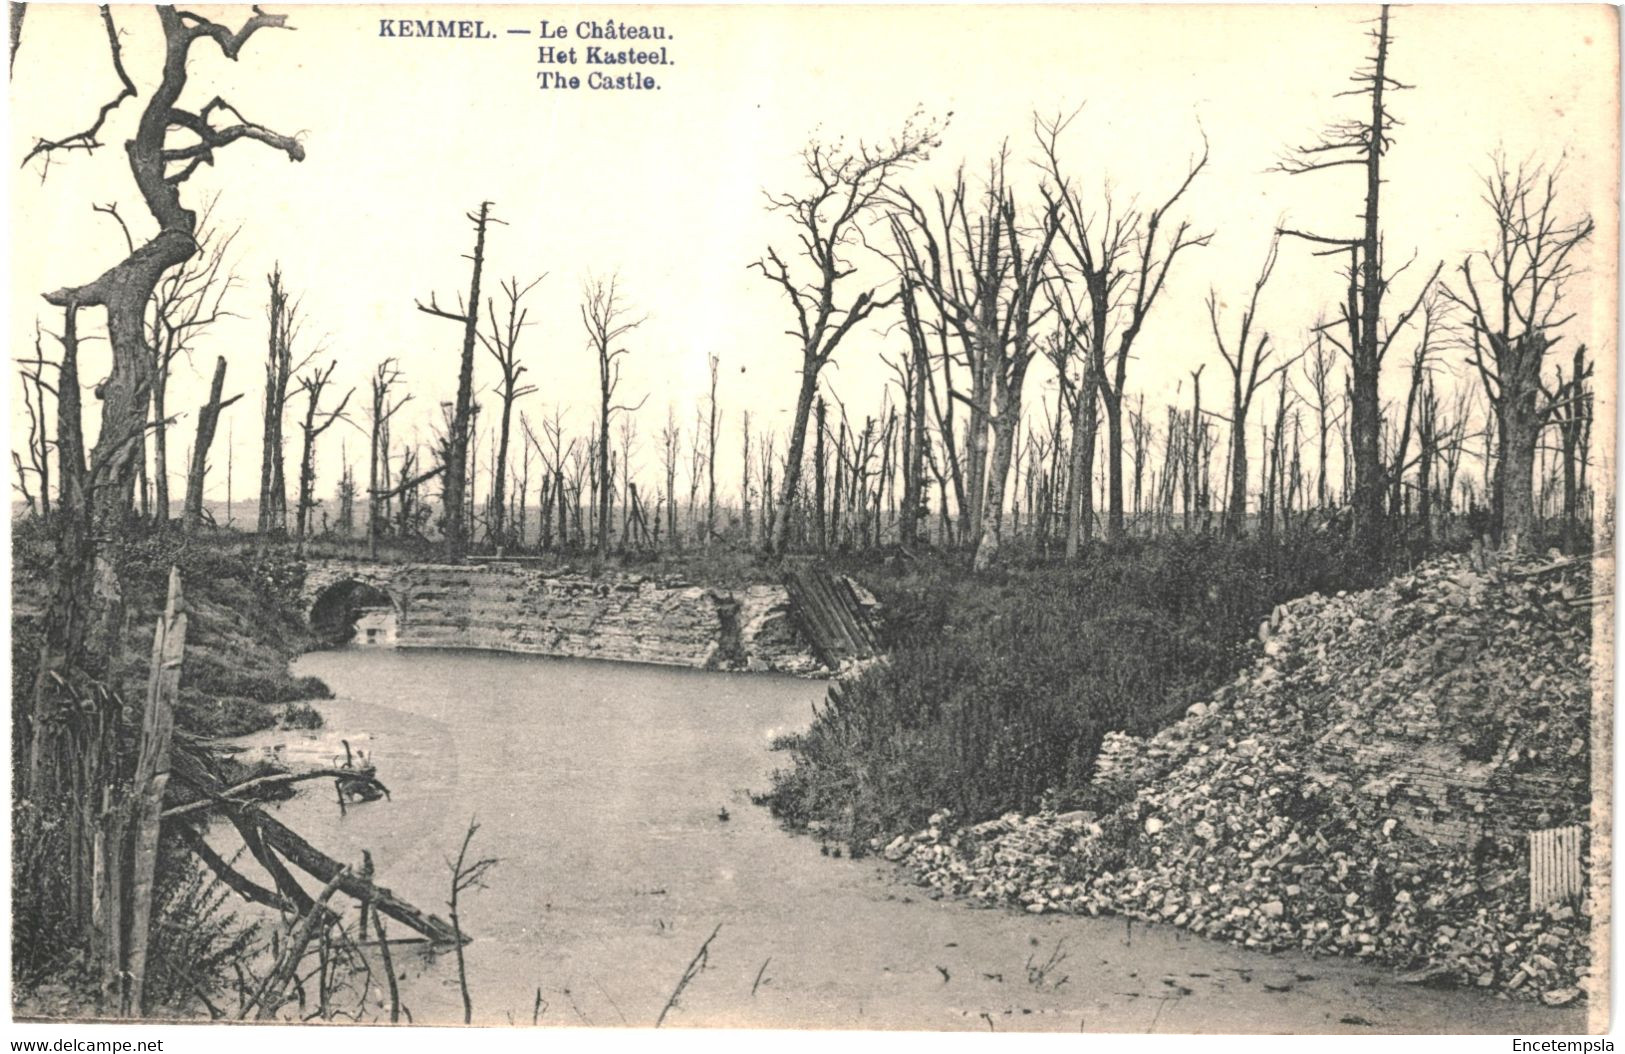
(235, 648), (1586, 1032)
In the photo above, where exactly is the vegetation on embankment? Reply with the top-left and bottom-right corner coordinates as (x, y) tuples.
(12, 523), (339, 1006)
(761, 530), (1404, 853)
(12, 520), (331, 746)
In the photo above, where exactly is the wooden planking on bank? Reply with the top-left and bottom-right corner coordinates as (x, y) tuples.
(782, 568), (880, 668)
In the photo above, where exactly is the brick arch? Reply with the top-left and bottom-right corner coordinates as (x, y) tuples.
(302, 560), (408, 633)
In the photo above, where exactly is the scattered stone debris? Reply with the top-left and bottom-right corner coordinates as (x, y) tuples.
(883, 551), (1596, 1000)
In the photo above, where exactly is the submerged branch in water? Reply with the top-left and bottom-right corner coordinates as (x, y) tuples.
(655, 922), (722, 1027)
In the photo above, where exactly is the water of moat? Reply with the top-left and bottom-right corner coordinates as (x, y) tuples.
(219, 647), (1585, 1032)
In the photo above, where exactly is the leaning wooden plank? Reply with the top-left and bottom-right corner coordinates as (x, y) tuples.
(127, 567), (187, 1016)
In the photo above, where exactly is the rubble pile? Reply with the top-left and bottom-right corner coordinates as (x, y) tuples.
(885, 552), (1596, 1002)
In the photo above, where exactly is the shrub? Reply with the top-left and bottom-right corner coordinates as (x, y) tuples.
(763, 530), (1394, 853)
(279, 701), (325, 730)
(141, 836), (263, 1017)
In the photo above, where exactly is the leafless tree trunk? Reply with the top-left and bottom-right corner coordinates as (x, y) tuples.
(581, 273), (647, 560)
(890, 150), (1059, 567)
(1552, 344), (1592, 551)
(293, 362), (354, 551)
(367, 358), (410, 557)
(813, 396), (829, 550)
(753, 114), (940, 552)
(1302, 327), (1342, 509)
(1279, 4), (1440, 553)
(259, 267), (307, 535)
(705, 353), (720, 548)
(660, 406), (680, 546)
(1037, 111), (1210, 544)
(16, 325), (53, 520)
(21, 2), (302, 975)
(146, 203), (237, 526)
(417, 201), (494, 561)
(1209, 238), (1300, 536)
(1440, 154), (1594, 548)
(479, 275), (542, 548)
(182, 356), (243, 531)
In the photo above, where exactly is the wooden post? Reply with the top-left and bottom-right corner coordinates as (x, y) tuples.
(125, 567), (186, 1015)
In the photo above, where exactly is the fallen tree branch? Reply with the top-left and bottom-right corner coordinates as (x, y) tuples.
(255, 811), (462, 944)
(243, 867), (348, 1020)
(162, 765), (384, 820)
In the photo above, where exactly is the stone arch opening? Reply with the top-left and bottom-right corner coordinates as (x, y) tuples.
(309, 579), (398, 647)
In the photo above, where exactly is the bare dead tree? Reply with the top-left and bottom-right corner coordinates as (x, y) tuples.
(1439, 153), (1595, 548)
(259, 267), (310, 535)
(478, 274), (543, 548)
(1551, 344), (1593, 550)
(293, 362), (354, 550)
(417, 201), (495, 560)
(1384, 292), (1445, 519)
(1299, 324), (1344, 509)
(181, 356), (243, 531)
(580, 273), (647, 559)
(446, 819), (498, 1025)
(660, 405), (681, 545)
(1277, 4), (1441, 552)
(889, 276), (931, 548)
(15, 323), (54, 520)
(740, 410), (755, 542)
(1037, 109), (1211, 544)
(1040, 286), (1099, 556)
(524, 406), (573, 551)
(1208, 237), (1302, 536)
(704, 354), (721, 547)
(367, 358), (411, 557)
(146, 200), (239, 525)
(890, 147), (1060, 568)
(618, 413), (640, 545)
(752, 112), (942, 552)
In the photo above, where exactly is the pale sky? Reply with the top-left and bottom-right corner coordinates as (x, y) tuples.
(9, 3), (1619, 513)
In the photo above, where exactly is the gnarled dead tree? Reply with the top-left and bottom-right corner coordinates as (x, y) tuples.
(19, 1), (303, 996)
